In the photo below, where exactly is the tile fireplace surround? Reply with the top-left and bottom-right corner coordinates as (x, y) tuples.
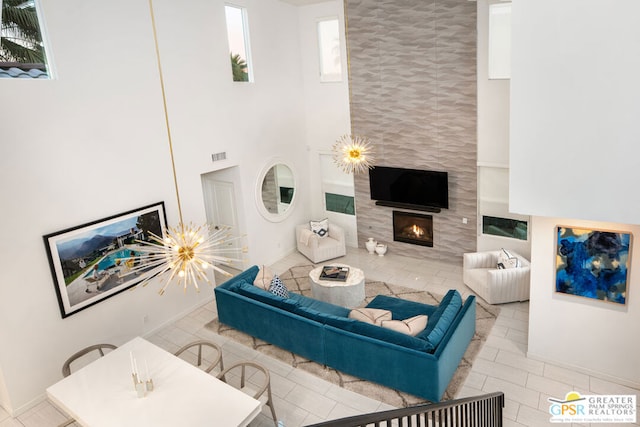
(348, 0), (478, 263)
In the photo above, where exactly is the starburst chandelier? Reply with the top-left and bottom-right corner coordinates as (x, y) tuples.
(119, 0), (246, 294)
(122, 222), (245, 295)
(332, 134), (375, 174)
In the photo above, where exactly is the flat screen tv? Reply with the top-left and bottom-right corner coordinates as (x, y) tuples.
(369, 166), (449, 210)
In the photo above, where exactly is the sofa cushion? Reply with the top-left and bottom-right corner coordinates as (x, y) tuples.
(231, 280), (298, 311)
(381, 315), (428, 336)
(339, 318), (434, 352)
(290, 303), (434, 352)
(289, 293), (350, 318)
(269, 275), (290, 298)
(415, 290), (462, 349)
(353, 291), (464, 348)
(497, 248), (520, 269)
(349, 308), (392, 325)
(253, 265), (273, 290)
(366, 295), (436, 320)
(218, 265), (259, 290)
(310, 218), (329, 238)
(291, 300), (434, 352)
(293, 305), (350, 325)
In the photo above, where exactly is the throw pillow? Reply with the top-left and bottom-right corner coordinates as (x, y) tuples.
(497, 248), (520, 269)
(253, 265), (273, 290)
(348, 308), (392, 325)
(268, 275), (290, 298)
(310, 218), (329, 238)
(380, 315), (428, 336)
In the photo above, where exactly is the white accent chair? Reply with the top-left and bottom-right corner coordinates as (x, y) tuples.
(463, 250), (531, 304)
(296, 223), (347, 264)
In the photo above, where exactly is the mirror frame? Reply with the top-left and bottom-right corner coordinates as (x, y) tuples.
(255, 159), (297, 222)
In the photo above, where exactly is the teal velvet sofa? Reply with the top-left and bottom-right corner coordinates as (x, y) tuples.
(214, 265), (476, 402)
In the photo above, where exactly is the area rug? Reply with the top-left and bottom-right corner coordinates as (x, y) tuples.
(205, 264), (500, 408)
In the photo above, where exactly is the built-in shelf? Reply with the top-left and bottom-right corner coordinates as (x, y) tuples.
(374, 200), (442, 213)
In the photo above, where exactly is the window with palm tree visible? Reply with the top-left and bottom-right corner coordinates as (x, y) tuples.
(1, 0), (51, 78)
(225, 5), (251, 82)
(230, 53), (247, 82)
(317, 18), (342, 82)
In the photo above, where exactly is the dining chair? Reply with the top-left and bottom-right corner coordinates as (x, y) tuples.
(62, 343), (118, 377)
(173, 340), (224, 374)
(217, 361), (278, 426)
(58, 343), (118, 427)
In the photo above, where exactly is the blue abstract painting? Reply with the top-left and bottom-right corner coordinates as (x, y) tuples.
(556, 226), (632, 305)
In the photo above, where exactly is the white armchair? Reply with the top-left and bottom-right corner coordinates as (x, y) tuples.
(463, 250), (530, 304)
(296, 223), (346, 264)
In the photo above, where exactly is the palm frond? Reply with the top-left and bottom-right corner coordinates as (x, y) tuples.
(1, 1), (46, 64)
(0, 37), (43, 62)
(230, 53), (248, 82)
(2, 5), (41, 40)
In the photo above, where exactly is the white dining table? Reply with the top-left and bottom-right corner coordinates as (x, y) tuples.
(47, 337), (261, 426)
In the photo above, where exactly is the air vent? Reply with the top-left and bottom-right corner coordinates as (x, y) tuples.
(211, 152), (227, 162)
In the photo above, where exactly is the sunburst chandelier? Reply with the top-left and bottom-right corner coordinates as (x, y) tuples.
(119, 0), (246, 294)
(122, 223), (245, 295)
(332, 134), (375, 174)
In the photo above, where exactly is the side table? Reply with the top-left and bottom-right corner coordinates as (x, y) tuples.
(308, 264), (365, 308)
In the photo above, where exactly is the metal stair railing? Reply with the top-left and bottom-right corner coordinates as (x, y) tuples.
(304, 391), (505, 427)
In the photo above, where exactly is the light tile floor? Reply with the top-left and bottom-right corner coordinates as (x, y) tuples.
(1, 247), (638, 426)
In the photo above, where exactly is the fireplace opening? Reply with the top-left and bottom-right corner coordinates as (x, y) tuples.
(393, 211), (433, 247)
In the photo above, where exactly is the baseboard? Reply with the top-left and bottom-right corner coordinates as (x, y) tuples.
(8, 393), (46, 418)
(526, 351), (640, 391)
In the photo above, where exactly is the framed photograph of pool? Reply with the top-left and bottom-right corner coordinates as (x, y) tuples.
(43, 202), (167, 318)
(555, 226), (632, 305)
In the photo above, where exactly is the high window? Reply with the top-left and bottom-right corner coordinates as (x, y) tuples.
(488, 2), (511, 79)
(225, 4), (252, 82)
(482, 215), (528, 241)
(0, 0), (50, 78)
(325, 193), (355, 215)
(317, 18), (342, 82)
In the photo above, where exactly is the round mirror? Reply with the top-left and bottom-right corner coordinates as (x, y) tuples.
(255, 161), (296, 222)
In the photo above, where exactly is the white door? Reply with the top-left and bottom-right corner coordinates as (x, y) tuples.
(202, 177), (245, 269)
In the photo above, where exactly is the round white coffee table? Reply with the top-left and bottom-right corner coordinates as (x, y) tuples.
(309, 264), (365, 308)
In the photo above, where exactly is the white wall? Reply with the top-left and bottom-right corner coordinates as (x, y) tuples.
(297, 1), (355, 246)
(511, 0), (640, 385)
(477, 0), (510, 169)
(0, 0), (311, 414)
(528, 216), (640, 387)
(510, 0), (640, 224)
(476, 0), (530, 258)
(0, 0), (194, 413)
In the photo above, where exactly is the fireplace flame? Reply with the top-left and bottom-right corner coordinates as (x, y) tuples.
(411, 224), (424, 237)
(394, 213), (433, 247)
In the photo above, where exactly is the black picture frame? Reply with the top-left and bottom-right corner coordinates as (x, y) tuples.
(43, 202), (167, 318)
